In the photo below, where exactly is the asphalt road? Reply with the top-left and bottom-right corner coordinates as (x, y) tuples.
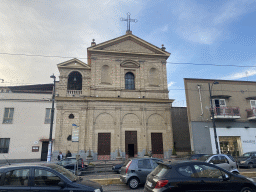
(103, 184), (144, 192)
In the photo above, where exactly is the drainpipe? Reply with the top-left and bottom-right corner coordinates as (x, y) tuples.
(197, 85), (204, 117)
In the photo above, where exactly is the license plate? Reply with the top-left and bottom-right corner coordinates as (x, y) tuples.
(147, 181), (152, 187)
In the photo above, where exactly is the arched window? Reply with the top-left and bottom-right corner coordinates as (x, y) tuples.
(125, 72), (135, 90)
(67, 71), (82, 90)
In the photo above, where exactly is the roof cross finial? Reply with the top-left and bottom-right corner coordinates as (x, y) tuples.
(120, 13), (138, 33)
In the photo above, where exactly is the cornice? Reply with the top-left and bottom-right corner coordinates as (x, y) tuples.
(56, 96), (173, 103)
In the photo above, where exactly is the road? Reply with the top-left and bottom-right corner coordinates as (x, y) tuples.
(103, 184), (144, 192)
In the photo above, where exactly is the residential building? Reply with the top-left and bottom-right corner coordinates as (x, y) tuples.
(54, 31), (174, 160)
(0, 84), (55, 163)
(184, 78), (256, 156)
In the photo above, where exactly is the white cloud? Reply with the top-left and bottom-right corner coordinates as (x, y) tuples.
(168, 81), (175, 88)
(0, 0), (146, 85)
(222, 69), (256, 80)
(170, 0), (256, 45)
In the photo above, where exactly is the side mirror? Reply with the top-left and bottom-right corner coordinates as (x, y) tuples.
(58, 181), (66, 188)
(223, 174), (229, 181)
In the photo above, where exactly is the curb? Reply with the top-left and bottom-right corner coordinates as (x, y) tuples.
(241, 172), (256, 178)
(91, 178), (122, 185)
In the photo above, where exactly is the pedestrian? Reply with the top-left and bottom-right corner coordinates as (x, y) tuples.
(66, 150), (72, 158)
(57, 151), (63, 160)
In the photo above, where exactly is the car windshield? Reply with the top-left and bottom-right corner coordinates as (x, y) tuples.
(48, 164), (78, 181)
(197, 155), (211, 161)
(243, 153), (251, 157)
(150, 164), (169, 178)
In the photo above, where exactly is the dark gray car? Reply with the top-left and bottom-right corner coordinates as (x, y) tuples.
(237, 151), (256, 168)
(120, 158), (163, 189)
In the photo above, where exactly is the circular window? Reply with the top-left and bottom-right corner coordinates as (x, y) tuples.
(69, 114), (74, 119)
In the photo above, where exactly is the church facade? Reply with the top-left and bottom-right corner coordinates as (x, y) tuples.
(54, 31), (174, 160)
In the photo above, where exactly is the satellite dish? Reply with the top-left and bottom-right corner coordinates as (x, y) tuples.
(34, 141), (38, 144)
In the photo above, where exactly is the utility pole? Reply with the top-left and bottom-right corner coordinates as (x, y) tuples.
(47, 74), (56, 162)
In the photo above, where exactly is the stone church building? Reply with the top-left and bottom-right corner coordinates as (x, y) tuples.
(54, 31), (174, 160)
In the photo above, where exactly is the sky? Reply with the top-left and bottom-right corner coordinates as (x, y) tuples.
(1, 0), (256, 107)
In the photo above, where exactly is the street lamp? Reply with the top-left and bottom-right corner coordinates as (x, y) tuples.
(208, 81), (220, 154)
(47, 74), (56, 162)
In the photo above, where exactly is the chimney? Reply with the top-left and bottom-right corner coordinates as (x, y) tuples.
(91, 39), (96, 46)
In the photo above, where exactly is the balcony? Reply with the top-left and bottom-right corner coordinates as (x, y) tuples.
(246, 108), (256, 120)
(67, 90), (82, 97)
(211, 107), (241, 119)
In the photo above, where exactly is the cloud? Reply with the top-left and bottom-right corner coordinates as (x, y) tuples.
(222, 69), (256, 80)
(170, 0), (256, 45)
(168, 81), (175, 88)
(0, 0), (146, 85)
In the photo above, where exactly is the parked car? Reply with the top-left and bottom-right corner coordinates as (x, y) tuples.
(144, 161), (256, 192)
(0, 163), (103, 191)
(237, 151), (256, 169)
(197, 154), (239, 174)
(120, 157), (163, 189)
(57, 157), (87, 175)
(112, 163), (123, 173)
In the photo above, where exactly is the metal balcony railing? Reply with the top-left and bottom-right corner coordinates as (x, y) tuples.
(211, 107), (241, 119)
(246, 108), (256, 120)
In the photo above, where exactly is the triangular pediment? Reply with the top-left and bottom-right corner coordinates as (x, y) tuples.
(57, 58), (90, 70)
(88, 33), (170, 57)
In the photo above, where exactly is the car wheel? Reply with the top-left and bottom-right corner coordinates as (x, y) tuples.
(248, 163), (253, 169)
(128, 177), (139, 189)
(240, 187), (253, 192)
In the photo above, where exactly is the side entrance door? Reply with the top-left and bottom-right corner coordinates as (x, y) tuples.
(125, 131), (137, 158)
(41, 141), (49, 161)
(151, 133), (163, 156)
(98, 133), (111, 156)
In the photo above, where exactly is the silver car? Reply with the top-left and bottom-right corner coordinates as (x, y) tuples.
(120, 157), (163, 189)
(197, 154), (239, 174)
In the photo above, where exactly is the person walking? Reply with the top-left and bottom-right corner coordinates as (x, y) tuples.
(66, 150), (72, 158)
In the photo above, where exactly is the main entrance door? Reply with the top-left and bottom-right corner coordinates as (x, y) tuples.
(125, 131), (137, 157)
(98, 133), (111, 160)
(41, 141), (49, 161)
(151, 133), (163, 158)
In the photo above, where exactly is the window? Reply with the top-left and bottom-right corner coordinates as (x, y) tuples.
(193, 164), (223, 179)
(45, 108), (52, 124)
(67, 71), (82, 90)
(34, 169), (61, 186)
(177, 165), (193, 177)
(3, 108), (14, 124)
(4, 169), (30, 186)
(250, 100), (256, 109)
(125, 72), (135, 90)
(209, 156), (220, 164)
(138, 159), (152, 169)
(219, 156), (229, 164)
(0, 138), (10, 153)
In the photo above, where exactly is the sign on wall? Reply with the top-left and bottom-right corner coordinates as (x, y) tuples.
(72, 124), (79, 142)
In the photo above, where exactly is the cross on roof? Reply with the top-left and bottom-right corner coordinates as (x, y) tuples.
(120, 13), (138, 33)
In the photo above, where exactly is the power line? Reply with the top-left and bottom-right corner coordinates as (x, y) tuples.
(1, 52), (256, 68)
